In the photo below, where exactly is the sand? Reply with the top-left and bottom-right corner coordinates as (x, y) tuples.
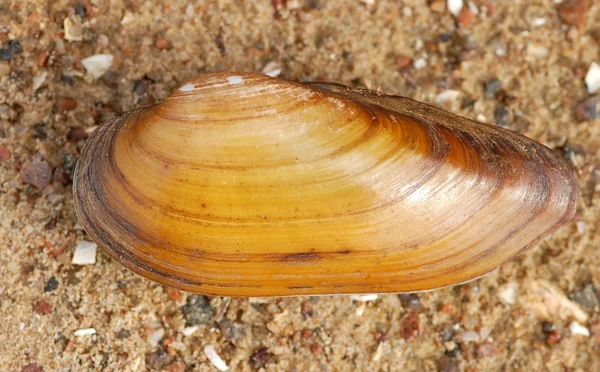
(1, 0), (599, 371)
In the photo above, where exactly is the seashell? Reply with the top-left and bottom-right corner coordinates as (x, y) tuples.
(73, 72), (577, 296)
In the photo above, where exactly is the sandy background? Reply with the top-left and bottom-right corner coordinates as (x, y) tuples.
(1, 0), (599, 371)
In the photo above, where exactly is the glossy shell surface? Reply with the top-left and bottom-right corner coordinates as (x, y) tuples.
(74, 72), (577, 296)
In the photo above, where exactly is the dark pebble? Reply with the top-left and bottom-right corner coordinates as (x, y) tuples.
(145, 348), (173, 370)
(439, 33), (451, 43)
(218, 319), (244, 340)
(439, 356), (460, 372)
(250, 347), (271, 369)
(181, 295), (213, 326)
(67, 126), (88, 142)
(60, 74), (75, 85)
(20, 160), (52, 189)
(55, 96), (77, 114)
(575, 95), (600, 121)
(21, 363), (43, 372)
(494, 104), (510, 127)
(484, 78), (502, 97)
(445, 342), (461, 357)
(75, 2), (87, 17)
(542, 321), (554, 333)
(569, 284), (599, 312)
(0, 40), (23, 61)
(44, 277), (59, 292)
(399, 293), (421, 309)
(117, 329), (131, 338)
(440, 325), (454, 342)
(33, 123), (47, 140)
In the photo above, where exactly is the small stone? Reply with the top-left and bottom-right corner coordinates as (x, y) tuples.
(439, 357), (459, 372)
(33, 299), (52, 315)
(44, 277), (59, 292)
(181, 325), (198, 336)
(402, 311), (421, 340)
(117, 329), (131, 338)
(457, 7), (473, 27)
(484, 78), (502, 97)
(413, 58), (427, 69)
(156, 38), (170, 50)
(558, 0), (590, 30)
(147, 328), (165, 346)
(444, 342), (461, 357)
(447, 0), (463, 17)
(21, 363), (43, 372)
(81, 54), (114, 79)
(55, 96), (77, 114)
(67, 126), (88, 142)
(146, 349), (173, 370)
(72, 240), (97, 265)
(0, 145), (10, 162)
(494, 104), (510, 127)
(163, 360), (187, 372)
(396, 55), (412, 69)
(585, 62), (600, 94)
(569, 320), (590, 337)
(250, 347), (271, 369)
(64, 17), (83, 41)
(350, 294), (378, 302)
(166, 287), (183, 302)
(460, 330), (479, 343)
(181, 295), (213, 326)
(399, 294), (421, 309)
(20, 160), (52, 189)
(0, 40), (23, 61)
(569, 285), (599, 313)
(542, 321), (554, 333)
(575, 95), (600, 121)
(546, 330), (562, 345)
(262, 61), (282, 77)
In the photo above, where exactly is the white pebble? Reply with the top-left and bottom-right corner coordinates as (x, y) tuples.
(447, 0), (464, 17)
(72, 240), (97, 265)
(413, 58), (427, 69)
(181, 326), (198, 336)
(435, 90), (460, 104)
(148, 328), (165, 346)
(81, 54), (114, 79)
(350, 294), (379, 302)
(585, 62), (600, 94)
(74, 328), (96, 336)
(497, 282), (518, 305)
(569, 321), (590, 337)
(204, 345), (229, 371)
(226, 76), (243, 85)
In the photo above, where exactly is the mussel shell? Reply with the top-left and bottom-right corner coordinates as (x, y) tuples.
(73, 72), (577, 296)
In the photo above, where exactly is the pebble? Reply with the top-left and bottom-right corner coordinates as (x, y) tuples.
(0, 145), (10, 162)
(21, 363), (43, 372)
(484, 78), (502, 97)
(457, 8), (473, 27)
(44, 277), (59, 292)
(413, 58), (427, 69)
(74, 328), (96, 336)
(396, 55), (412, 69)
(569, 321), (590, 337)
(250, 347), (271, 369)
(447, 0), (463, 17)
(67, 126), (88, 142)
(439, 357), (459, 372)
(20, 160), (52, 189)
(147, 328), (165, 346)
(81, 54), (114, 79)
(584, 62), (600, 94)
(460, 330), (479, 343)
(146, 349), (173, 370)
(181, 326), (198, 336)
(494, 104), (510, 127)
(55, 96), (77, 114)
(64, 17), (83, 41)
(181, 295), (214, 326)
(575, 95), (600, 121)
(72, 240), (97, 265)
(558, 0), (590, 30)
(0, 40), (23, 61)
(569, 285), (599, 313)
(203, 345), (228, 371)
(32, 299), (52, 315)
(350, 294), (378, 302)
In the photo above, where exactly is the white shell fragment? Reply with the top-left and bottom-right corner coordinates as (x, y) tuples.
(181, 326), (199, 336)
(569, 321), (590, 337)
(74, 328), (96, 336)
(64, 17), (83, 41)
(32, 70), (48, 91)
(585, 62), (600, 94)
(72, 240), (97, 265)
(81, 54), (114, 79)
(203, 345), (229, 371)
(262, 61), (282, 78)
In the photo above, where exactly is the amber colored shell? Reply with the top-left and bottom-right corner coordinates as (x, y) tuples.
(73, 72), (577, 296)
